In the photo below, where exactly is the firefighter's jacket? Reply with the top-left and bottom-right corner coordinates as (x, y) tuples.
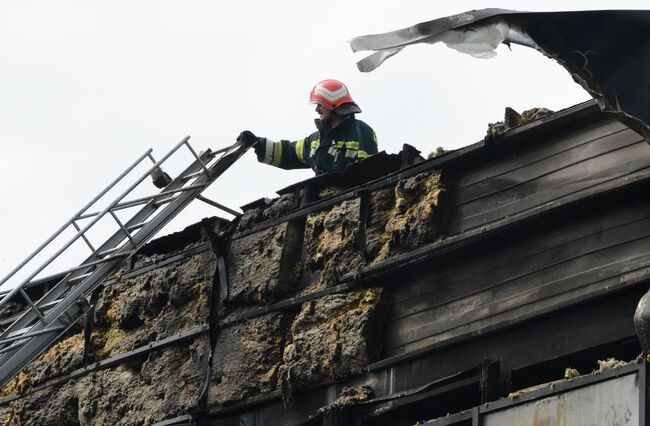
(254, 116), (378, 173)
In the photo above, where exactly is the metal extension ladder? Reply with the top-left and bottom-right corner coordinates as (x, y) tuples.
(0, 135), (250, 389)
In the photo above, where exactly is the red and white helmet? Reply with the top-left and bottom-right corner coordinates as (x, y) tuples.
(309, 79), (362, 115)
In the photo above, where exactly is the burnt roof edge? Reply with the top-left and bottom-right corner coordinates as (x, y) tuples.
(233, 100), (602, 238)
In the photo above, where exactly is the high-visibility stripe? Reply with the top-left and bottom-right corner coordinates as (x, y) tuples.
(345, 150), (357, 158)
(314, 85), (348, 102)
(310, 140), (320, 155)
(263, 139), (274, 164)
(295, 139), (308, 164)
(358, 150), (371, 159)
(271, 141), (283, 167)
(345, 141), (360, 150)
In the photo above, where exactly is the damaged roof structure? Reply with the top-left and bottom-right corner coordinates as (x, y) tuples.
(2, 8), (650, 426)
(351, 9), (650, 140)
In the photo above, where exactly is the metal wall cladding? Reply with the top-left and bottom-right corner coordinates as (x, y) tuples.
(384, 115), (650, 357)
(448, 118), (649, 234)
(484, 373), (640, 426)
(385, 193), (650, 356)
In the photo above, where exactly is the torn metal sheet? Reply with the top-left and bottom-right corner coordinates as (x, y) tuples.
(350, 9), (650, 139)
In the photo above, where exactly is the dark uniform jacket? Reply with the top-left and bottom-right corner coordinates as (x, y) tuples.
(254, 116), (377, 173)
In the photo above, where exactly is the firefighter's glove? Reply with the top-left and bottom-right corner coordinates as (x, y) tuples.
(237, 130), (259, 148)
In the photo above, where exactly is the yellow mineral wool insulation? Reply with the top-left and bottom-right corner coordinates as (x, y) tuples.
(93, 327), (142, 360)
(507, 381), (557, 399)
(373, 171), (445, 263)
(0, 334), (86, 396)
(279, 288), (388, 401)
(486, 107), (554, 139)
(564, 367), (580, 379)
(0, 406), (15, 425)
(319, 385), (374, 412)
(303, 199), (363, 291)
(427, 147), (448, 159)
(509, 358), (629, 399)
(594, 357), (627, 373)
(318, 186), (347, 199)
(38, 334), (85, 364)
(0, 371), (30, 398)
(179, 282), (209, 323)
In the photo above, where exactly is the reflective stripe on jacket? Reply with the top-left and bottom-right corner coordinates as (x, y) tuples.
(254, 116), (378, 173)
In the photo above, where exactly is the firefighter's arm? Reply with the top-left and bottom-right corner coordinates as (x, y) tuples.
(254, 137), (311, 170)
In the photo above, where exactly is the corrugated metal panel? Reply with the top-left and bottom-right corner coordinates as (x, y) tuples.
(484, 373), (640, 426)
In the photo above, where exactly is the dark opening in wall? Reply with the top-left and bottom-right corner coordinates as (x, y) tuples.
(510, 336), (641, 392)
(136, 217), (227, 257)
(361, 382), (479, 426)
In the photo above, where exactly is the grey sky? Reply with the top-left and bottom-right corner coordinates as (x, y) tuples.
(0, 1), (646, 288)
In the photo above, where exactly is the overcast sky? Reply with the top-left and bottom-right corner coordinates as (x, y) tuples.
(1, 1), (647, 289)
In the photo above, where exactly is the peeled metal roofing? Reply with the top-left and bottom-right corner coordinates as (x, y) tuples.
(350, 9), (650, 139)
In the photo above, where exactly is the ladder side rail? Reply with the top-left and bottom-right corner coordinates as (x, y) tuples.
(1, 139), (210, 301)
(0, 149), (154, 291)
(0, 148), (213, 346)
(0, 137), (192, 309)
(77, 184), (206, 220)
(0, 286), (90, 387)
(0, 151), (220, 383)
(0, 272), (67, 299)
(0, 266), (98, 346)
(0, 325), (67, 346)
(0, 142), (250, 388)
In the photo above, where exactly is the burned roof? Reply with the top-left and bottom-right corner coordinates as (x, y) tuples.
(351, 9), (650, 139)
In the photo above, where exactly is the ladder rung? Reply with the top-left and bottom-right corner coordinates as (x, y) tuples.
(0, 341), (22, 356)
(154, 197), (175, 207)
(0, 313), (20, 327)
(0, 272), (68, 300)
(37, 298), (64, 311)
(109, 210), (136, 247)
(42, 252), (129, 279)
(0, 136), (252, 390)
(97, 247), (119, 258)
(184, 141), (212, 179)
(127, 221), (149, 232)
(4, 326), (31, 340)
(96, 248), (134, 259)
(181, 171), (205, 182)
(77, 184), (207, 220)
(0, 325), (66, 347)
(0, 298), (63, 328)
(72, 221), (96, 252)
(19, 289), (46, 325)
(68, 272), (93, 283)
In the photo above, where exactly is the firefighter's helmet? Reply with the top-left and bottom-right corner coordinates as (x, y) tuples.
(309, 79), (362, 115)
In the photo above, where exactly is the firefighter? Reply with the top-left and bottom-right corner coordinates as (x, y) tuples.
(237, 79), (378, 174)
